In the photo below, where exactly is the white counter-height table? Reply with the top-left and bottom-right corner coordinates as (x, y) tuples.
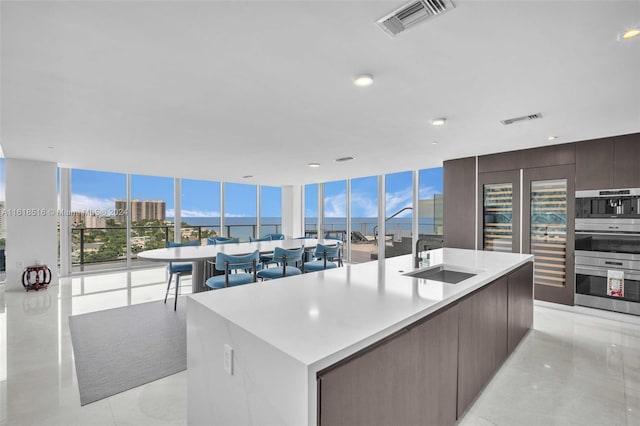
(137, 238), (336, 292)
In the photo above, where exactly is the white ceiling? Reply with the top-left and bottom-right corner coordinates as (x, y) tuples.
(1, 0), (639, 186)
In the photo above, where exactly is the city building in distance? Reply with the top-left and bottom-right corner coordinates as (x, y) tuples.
(71, 211), (107, 228)
(115, 200), (166, 223)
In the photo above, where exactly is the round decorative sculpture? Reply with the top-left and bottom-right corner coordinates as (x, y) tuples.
(22, 265), (52, 291)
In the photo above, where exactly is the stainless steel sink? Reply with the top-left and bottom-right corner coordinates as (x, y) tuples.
(404, 265), (478, 284)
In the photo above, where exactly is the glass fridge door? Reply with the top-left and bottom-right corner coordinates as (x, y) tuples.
(483, 182), (513, 252)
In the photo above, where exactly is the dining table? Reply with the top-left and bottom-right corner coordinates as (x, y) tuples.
(137, 238), (337, 292)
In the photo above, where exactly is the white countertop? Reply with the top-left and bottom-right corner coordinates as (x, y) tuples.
(188, 248), (533, 370)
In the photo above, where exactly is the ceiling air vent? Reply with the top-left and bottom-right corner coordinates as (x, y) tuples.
(500, 113), (543, 126)
(377, 0), (456, 37)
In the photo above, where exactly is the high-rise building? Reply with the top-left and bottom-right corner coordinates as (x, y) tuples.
(84, 213), (107, 228)
(70, 211), (107, 228)
(115, 200), (166, 223)
(115, 200), (127, 224)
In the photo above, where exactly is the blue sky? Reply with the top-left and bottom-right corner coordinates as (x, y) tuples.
(70, 167), (443, 218)
(308, 168), (443, 217)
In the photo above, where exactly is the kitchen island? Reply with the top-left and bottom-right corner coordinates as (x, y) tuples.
(187, 248), (534, 425)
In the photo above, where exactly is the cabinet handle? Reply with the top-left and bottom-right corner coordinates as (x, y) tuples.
(604, 261), (623, 266)
(608, 226), (619, 229)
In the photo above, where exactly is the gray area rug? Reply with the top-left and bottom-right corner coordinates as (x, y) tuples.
(69, 298), (186, 405)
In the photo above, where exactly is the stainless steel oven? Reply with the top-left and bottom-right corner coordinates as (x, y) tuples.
(575, 254), (640, 315)
(575, 214), (640, 315)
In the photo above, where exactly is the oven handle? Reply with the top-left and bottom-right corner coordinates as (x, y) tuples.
(576, 266), (640, 280)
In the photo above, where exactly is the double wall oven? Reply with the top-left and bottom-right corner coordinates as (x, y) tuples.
(575, 189), (640, 315)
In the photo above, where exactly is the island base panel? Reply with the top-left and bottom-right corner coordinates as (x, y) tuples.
(318, 304), (459, 426)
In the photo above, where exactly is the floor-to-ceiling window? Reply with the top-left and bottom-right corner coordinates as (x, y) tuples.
(59, 166), (446, 272)
(384, 171), (413, 258)
(305, 184), (318, 236)
(260, 186), (282, 236)
(71, 169), (127, 272)
(130, 174), (174, 265)
(418, 167), (444, 235)
(181, 179), (221, 243)
(350, 176), (378, 263)
(224, 183), (257, 241)
(323, 180), (347, 241)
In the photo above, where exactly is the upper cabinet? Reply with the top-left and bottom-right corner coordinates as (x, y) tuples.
(614, 133), (640, 188)
(575, 137), (615, 190)
(575, 134), (640, 190)
(479, 143), (574, 173)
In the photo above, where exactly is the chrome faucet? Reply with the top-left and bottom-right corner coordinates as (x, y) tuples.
(415, 239), (431, 268)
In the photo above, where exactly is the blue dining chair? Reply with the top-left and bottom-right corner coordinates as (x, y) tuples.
(206, 236), (237, 245)
(304, 242), (343, 272)
(216, 237), (239, 244)
(264, 233), (285, 240)
(165, 240), (201, 310)
(249, 235), (272, 242)
(205, 250), (260, 290)
(257, 246), (305, 280)
(249, 235), (275, 266)
(205, 237), (240, 279)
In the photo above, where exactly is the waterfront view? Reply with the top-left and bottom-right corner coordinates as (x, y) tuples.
(58, 166), (443, 271)
(70, 214), (441, 270)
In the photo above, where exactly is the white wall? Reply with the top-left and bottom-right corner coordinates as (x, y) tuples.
(5, 159), (59, 291)
(281, 185), (303, 238)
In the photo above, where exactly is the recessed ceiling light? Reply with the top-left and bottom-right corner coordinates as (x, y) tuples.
(621, 28), (640, 40)
(548, 136), (557, 141)
(353, 74), (374, 87)
(308, 163), (320, 168)
(242, 175), (253, 179)
(431, 118), (446, 126)
(335, 156), (354, 162)
(431, 141), (439, 145)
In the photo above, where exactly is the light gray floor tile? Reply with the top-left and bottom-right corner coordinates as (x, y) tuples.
(1, 270), (639, 426)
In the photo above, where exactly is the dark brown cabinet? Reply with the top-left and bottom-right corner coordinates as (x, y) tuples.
(614, 133), (640, 188)
(508, 262), (534, 353)
(457, 276), (508, 417)
(575, 133), (640, 190)
(478, 143), (575, 173)
(444, 157), (476, 249)
(318, 305), (460, 426)
(575, 137), (615, 190)
(318, 263), (533, 426)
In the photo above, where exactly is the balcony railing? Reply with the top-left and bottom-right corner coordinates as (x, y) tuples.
(305, 221), (440, 243)
(69, 223), (281, 270)
(66, 220), (438, 271)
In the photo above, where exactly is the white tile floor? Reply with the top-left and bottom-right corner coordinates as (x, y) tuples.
(1, 268), (191, 426)
(1, 268), (639, 426)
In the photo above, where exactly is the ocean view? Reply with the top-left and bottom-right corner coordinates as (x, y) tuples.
(177, 216), (437, 241)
